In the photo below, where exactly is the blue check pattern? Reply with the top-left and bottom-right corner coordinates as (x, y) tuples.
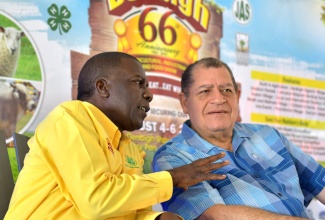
(152, 120), (325, 220)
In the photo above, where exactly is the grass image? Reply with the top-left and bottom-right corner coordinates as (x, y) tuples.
(0, 13), (42, 81)
(16, 39), (42, 81)
(7, 131), (33, 182)
(7, 147), (18, 182)
(15, 111), (33, 132)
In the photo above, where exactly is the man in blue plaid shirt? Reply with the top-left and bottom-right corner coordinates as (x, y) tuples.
(152, 57), (325, 220)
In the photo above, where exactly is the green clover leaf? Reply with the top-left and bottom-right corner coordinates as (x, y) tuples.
(47, 3), (72, 35)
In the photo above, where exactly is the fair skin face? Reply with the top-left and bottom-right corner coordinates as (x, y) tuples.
(179, 65), (239, 151)
(179, 65), (311, 220)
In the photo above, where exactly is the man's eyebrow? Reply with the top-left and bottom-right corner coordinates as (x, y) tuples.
(195, 84), (214, 91)
(218, 83), (234, 88)
(130, 74), (145, 80)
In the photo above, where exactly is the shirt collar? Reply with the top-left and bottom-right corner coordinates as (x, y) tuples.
(181, 120), (217, 154)
(181, 120), (249, 153)
(82, 101), (122, 149)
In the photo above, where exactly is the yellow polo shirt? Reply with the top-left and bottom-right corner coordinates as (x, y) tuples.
(5, 101), (173, 220)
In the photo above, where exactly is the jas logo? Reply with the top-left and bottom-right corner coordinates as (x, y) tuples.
(125, 155), (138, 168)
(233, 0), (252, 25)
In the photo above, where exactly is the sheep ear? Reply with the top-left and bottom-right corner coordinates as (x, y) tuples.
(10, 82), (19, 98)
(10, 82), (16, 89)
(20, 31), (25, 37)
(0, 27), (4, 33)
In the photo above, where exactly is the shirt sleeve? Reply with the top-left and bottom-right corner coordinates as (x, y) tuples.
(278, 130), (325, 205)
(36, 111), (173, 219)
(153, 145), (224, 220)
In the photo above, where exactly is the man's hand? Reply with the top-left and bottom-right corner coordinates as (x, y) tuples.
(168, 152), (229, 190)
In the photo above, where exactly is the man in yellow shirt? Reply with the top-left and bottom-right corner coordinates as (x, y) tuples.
(5, 52), (229, 220)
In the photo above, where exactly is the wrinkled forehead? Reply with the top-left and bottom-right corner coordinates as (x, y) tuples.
(192, 65), (231, 80)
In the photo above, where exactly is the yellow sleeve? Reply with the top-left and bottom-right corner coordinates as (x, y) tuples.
(36, 110), (173, 219)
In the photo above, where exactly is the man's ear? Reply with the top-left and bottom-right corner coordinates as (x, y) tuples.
(236, 89), (240, 104)
(96, 78), (110, 98)
(178, 92), (188, 114)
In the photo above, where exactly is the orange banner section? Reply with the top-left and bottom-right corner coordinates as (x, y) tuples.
(113, 8), (201, 65)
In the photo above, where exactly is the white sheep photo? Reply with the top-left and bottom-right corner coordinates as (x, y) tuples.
(0, 26), (25, 77)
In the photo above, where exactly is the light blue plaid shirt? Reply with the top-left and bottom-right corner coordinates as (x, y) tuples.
(152, 120), (325, 220)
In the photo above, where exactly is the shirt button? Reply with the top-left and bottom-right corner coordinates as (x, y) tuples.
(277, 192), (283, 197)
(254, 174), (259, 178)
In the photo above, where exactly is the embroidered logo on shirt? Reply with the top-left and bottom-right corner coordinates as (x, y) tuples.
(106, 138), (114, 155)
(125, 155), (138, 168)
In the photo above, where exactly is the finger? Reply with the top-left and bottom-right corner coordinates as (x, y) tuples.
(200, 158), (229, 173)
(195, 172), (227, 183)
(206, 173), (227, 181)
(182, 186), (189, 191)
(195, 152), (226, 166)
(200, 171), (227, 181)
(208, 159), (230, 172)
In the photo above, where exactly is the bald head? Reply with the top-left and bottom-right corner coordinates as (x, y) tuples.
(77, 52), (140, 101)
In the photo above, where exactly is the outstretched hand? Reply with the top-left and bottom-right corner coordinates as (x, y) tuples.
(167, 152), (229, 190)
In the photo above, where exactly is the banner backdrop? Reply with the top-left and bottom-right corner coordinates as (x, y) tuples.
(1, 0), (325, 214)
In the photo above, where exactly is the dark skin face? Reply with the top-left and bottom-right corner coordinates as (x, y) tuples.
(90, 58), (153, 131)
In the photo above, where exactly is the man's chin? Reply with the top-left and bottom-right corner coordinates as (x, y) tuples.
(208, 125), (232, 133)
(129, 120), (144, 132)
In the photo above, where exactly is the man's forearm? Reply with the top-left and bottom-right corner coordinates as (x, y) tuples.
(316, 187), (325, 204)
(197, 204), (308, 220)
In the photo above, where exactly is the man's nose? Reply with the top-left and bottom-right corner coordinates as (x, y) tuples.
(209, 90), (226, 104)
(143, 87), (153, 102)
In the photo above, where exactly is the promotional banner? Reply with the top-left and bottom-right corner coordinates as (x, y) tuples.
(1, 2), (325, 215)
(68, 0), (226, 173)
(222, 0), (325, 166)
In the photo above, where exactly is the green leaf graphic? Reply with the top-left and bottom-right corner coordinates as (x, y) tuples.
(60, 6), (71, 19)
(47, 4), (59, 17)
(47, 3), (72, 35)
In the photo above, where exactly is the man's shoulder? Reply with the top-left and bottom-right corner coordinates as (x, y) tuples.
(153, 134), (193, 171)
(154, 133), (198, 162)
(38, 101), (87, 129)
(48, 100), (81, 115)
(156, 134), (183, 152)
(49, 100), (96, 120)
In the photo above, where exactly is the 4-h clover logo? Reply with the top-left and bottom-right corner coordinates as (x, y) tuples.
(47, 4), (72, 35)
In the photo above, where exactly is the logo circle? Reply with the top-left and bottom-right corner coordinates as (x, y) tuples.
(0, 10), (44, 142)
(232, 0), (252, 25)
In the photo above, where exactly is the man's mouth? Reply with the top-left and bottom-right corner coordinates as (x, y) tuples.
(138, 106), (149, 112)
(208, 109), (228, 114)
